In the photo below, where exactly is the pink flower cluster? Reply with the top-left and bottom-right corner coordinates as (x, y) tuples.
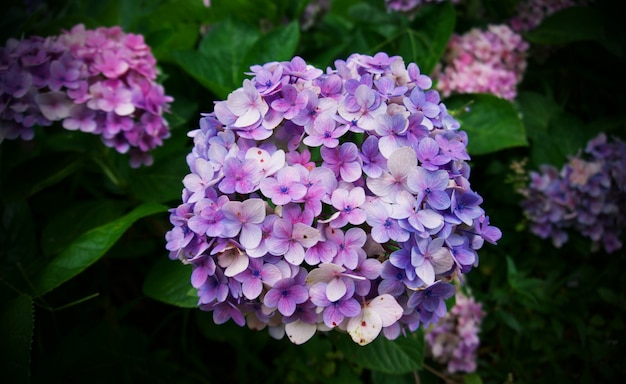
(166, 52), (501, 345)
(508, 0), (583, 33)
(425, 290), (485, 373)
(521, 133), (626, 253)
(0, 24), (173, 167)
(434, 24), (529, 101)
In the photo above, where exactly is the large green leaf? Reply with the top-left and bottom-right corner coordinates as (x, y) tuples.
(0, 201), (37, 304)
(149, 24), (206, 64)
(171, 50), (234, 100)
(40, 200), (129, 258)
(403, 2), (456, 75)
(348, 2), (395, 25)
(0, 294), (34, 384)
(137, 0), (212, 63)
(3, 152), (84, 201)
(128, 151), (188, 204)
(31, 202), (168, 297)
(464, 373), (485, 384)
(241, 21), (300, 71)
(446, 93), (527, 155)
(143, 257), (198, 308)
(516, 91), (588, 168)
(333, 330), (424, 374)
(173, 18), (260, 99)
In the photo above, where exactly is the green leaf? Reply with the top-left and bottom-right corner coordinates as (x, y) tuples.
(143, 257), (198, 308)
(41, 200), (129, 257)
(597, 287), (626, 310)
(31, 202), (168, 297)
(497, 310), (523, 333)
(0, 201), (36, 268)
(242, 21), (300, 70)
(524, 6), (604, 46)
(505, 255), (518, 278)
(137, 0), (211, 25)
(128, 151), (188, 203)
(334, 330), (424, 374)
(464, 372), (484, 384)
(446, 93), (527, 155)
(0, 294), (34, 384)
(165, 96), (199, 130)
(118, 0), (142, 29)
(207, 0), (281, 26)
(516, 91), (588, 168)
(174, 18), (260, 99)
(348, 2), (393, 25)
(3, 152), (84, 201)
(149, 25), (205, 64)
(134, 0), (212, 63)
(0, 201), (38, 302)
(171, 50), (232, 100)
(405, 2), (456, 75)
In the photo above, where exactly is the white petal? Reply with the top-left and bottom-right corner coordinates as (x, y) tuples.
(347, 294), (403, 346)
(388, 146), (416, 177)
(286, 320), (317, 345)
(347, 308), (382, 346)
(431, 247), (454, 274)
(223, 249), (250, 277)
(326, 277), (347, 302)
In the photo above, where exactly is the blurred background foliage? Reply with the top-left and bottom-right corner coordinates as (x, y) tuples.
(1, 0), (624, 383)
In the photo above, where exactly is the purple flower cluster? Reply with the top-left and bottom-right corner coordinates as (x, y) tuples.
(425, 290), (484, 373)
(165, 52), (501, 345)
(0, 24), (173, 167)
(508, 0), (585, 33)
(434, 24), (528, 101)
(521, 133), (626, 253)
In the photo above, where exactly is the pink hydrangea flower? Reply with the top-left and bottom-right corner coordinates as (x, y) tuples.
(0, 24), (173, 167)
(434, 24), (529, 100)
(425, 290), (485, 373)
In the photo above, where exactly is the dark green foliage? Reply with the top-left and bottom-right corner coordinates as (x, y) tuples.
(1, 1), (625, 383)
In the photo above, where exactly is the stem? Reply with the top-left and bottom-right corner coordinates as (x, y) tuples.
(91, 154), (126, 189)
(50, 292), (100, 311)
(423, 363), (458, 384)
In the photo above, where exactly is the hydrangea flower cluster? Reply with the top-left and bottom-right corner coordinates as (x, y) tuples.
(425, 290), (484, 373)
(0, 24), (173, 167)
(521, 133), (626, 253)
(165, 52), (501, 345)
(508, 0), (585, 33)
(434, 24), (528, 101)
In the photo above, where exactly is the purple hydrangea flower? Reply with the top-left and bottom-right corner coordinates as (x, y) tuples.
(166, 52), (501, 345)
(263, 277), (310, 317)
(521, 133), (626, 253)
